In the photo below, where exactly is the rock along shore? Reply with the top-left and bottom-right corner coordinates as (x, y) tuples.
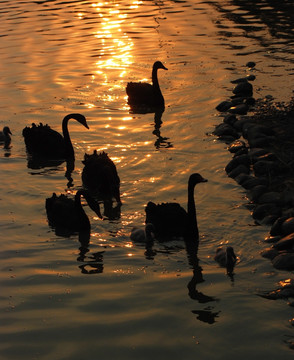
(214, 66), (294, 272)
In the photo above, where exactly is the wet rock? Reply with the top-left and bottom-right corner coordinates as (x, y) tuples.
(231, 75), (256, 84)
(253, 160), (276, 177)
(245, 124), (275, 138)
(282, 208), (294, 219)
(234, 173), (252, 185)
(227, 139), (246, 153)
(280, 192), (294, 208)
(213, 123), (239, 139)
(272, 252), (294, 270)
(257, 192), (282, 205)
(233, 82), (253, 97)
(232, 118), (255, 132)
(270, 216), (289, 236)
(216, 101), (232, 112)
(229, 103), (249, 115)
(252, 203), (281, 221)
(261, 215), (279, 225)
(228, 164), (250, 178)
(246, 184), (268, 202)
(281, 217), (294, 236)
(248, 135), (272, 148)
(273, 232), (294, 251)
(264, 235), (282, 243)
(260, 247), (280, 259)
(248, 148), (269, 160)
(242, 177), (266, 190)
(259, 279), (294, 299)
(225, 154), (251, 173)
(223, 114), (237, 126)
(253, 152), (277, 164)
(245, 97), (256, 106)
(246, 61), (256, 68)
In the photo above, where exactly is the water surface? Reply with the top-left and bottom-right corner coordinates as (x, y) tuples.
(1, 1), (294, 359)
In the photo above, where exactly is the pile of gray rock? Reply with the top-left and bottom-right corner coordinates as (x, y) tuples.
(213, 64), (294, 271)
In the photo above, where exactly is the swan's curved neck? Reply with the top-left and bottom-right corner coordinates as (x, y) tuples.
(75, 191), (90, 228)
(152, 67), (164, 105)
(152, 66), (160, 88)
(62, 115), (74, 158)
(187, 181), (199, 241)
(4, 135), (11, 149)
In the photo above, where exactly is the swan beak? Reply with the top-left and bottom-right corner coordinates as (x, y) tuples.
(201, 178), (208, 183)
(163, 65), (168, 70)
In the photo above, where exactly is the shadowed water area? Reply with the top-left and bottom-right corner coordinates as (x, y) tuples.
(0, 0), (294, 359)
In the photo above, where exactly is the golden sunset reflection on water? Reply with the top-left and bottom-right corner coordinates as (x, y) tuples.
(2, 1), (294, 358)
(90, 1), (135, 86)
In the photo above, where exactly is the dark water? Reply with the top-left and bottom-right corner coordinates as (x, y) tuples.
(0, 1), (294, 359)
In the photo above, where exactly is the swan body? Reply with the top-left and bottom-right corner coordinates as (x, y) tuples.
(126, 61), (168, 110)
(145, 173), (207, 240)
(0, 126), (12, 148)
(23, 113), (89, 159)
(82, 150), (121, 203)
(214, 246), (237, 273)
(45, 189), (102, 236)
(130, 223), (155, 243)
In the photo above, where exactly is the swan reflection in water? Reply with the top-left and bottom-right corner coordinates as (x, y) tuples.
(131, 227), (219, 324)
(45, 190), (105, 274)
(131, 173), (218, 324)
(153, 111), (173, 150)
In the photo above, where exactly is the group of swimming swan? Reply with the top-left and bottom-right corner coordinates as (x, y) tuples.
(3, 61), (237, 273)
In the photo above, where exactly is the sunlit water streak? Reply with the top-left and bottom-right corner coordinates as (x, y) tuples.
(0, 0), (294, 359)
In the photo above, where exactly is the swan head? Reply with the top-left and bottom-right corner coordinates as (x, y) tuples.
(67, 114), (89, 129)
(153, 61), (168, 71)
(3, 126), (12, 136)
(189, 173), (208, 187)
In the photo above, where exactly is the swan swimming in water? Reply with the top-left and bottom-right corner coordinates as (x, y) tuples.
(130, 223), (155, 243)
(0, 126), (12, 148)
(22, 113), (89, 159)
(126, 61), (168, 111)
(82, 150), (121, 204)
(45, 189), (102, 236)
(214, 246), (237, 273)
(145, 173), (207, 241)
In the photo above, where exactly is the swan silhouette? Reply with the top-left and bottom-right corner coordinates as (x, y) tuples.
(126, 61), (168, 111)
(214, 246), (237, 273)
(0, 126), (12, 148)
(130, 223), (155, 243)
(45, 189), (102, 236)
(23, 113), (89, 159)
(145, 173), (207, 241)
(82, 150), (121, 204)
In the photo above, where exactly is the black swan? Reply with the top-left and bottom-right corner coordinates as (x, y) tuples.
(214, 246), (237, 273)
(82, 150), (121, 204)
(23, 113), (89, 159)
(45, 189), (102, 236)
(0, 126), (12, 148)
(145, 173), (207, 241)
(130, 223), (155, 243)
(126, 61), (168, 111)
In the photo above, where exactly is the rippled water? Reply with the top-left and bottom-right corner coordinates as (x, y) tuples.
(1, 1), (294, 359)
